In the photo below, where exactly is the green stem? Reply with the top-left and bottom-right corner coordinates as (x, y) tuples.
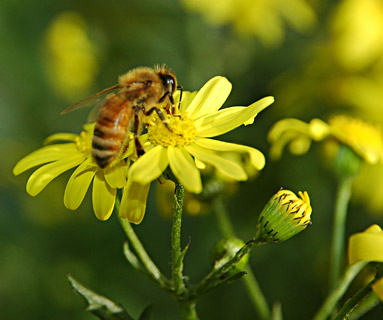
(213, 198), (270, 320)
(313, 262), (367, 320)
(172, 182), (185, 295)
(180, 301), (199, 320)
(335, 276), (382, 320)
(329, 176), (353, 290)
(117, 198), (169, 289)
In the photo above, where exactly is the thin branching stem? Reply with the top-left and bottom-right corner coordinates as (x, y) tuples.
(117, 198), (170, 289)
(313, 262), (367, 320)
(213, 198), (270, 320)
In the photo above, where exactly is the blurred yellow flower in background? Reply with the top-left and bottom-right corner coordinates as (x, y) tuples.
(182, 0), (317, 46)
(268, 115), (383, 165)
(348, 224), (383, 301)
(13, 124), (132, 221)
(349, 224), (383, 265)
(269, 115), (383, 213)
(44, 11), (99, 100)
(120, 76), (274, 223)
(331, 0), (383, 71)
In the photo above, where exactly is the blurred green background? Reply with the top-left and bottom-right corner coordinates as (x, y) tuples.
(1, 0), (383, 319)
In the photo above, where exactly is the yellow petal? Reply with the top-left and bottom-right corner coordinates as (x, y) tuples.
(104, 160), (128, 189)
(119, 181), (150, 224)
(64, 160), (97, 210)
(26, 155), (83, 196)
(195, 158), (206, 169)
(186, 77), (232, 119)
(92, 171), (116, 221)
(195, 138), (266, 170)
(168, 146), (202, 193)
(128, 145), (169, 184)
(348, 224), (383, 264)
(177, 91), (198, 115)
(195, 96), (274, 137)
(13, 144), (79, 175)
(185, 144), (247, 181)
(44, 133), (78, 144)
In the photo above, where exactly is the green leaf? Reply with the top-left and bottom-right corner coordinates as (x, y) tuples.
(123, 241), (145, 272)
(138, 304), (152, 320)
(68, 274), (134, 320)
(174, 240), (190, 275)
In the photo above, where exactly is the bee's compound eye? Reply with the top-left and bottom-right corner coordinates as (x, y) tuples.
(160, 74), (176, 93)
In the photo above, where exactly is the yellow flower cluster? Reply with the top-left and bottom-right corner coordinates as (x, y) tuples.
(268, 115), (383, 165)
(14, 77), (274, 223)
(182, 0), (317, 47)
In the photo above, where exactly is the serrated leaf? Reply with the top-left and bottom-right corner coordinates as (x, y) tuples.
(68, 274), (134, 320)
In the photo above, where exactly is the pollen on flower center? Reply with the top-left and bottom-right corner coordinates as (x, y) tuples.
(75, 126), (93, 157)
(148, 114), (197, 147)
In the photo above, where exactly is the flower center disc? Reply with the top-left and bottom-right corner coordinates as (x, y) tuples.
(148, 115), (197, 147)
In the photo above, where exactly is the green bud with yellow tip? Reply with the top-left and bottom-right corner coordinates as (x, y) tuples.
(257, 189), (312, 243)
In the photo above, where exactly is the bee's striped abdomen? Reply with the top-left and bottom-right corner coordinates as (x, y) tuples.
(92, 95), (133, 168)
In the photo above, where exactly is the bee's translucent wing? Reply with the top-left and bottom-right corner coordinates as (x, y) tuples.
(87, 99), (106, 123)
(60, 84), (122, 115)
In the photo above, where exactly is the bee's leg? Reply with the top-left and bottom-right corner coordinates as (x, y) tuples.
(134, 107), (145, 157)
(143, 107), (173, 132)
(174, 85), (183, 116)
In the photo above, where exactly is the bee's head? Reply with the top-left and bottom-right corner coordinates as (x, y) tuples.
(157, 67), (177, 105)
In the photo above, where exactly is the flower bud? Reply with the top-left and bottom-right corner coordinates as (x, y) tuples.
(211, 237), (249, 273)
(257, 190), (312, 243)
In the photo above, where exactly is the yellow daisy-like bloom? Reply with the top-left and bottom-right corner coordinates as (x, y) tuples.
(120, 76), (274, 223)
(268, 115), (383, 165)
(13, 124), (132, 221)
(348, 224), (383, 301)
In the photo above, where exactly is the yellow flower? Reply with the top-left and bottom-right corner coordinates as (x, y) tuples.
(44, 11), (99, 100)
(349, 224), (383, 264)
(268, 115), (383, 165)
(331, 0), (383, 71)
(182, 0), (317, 47)
(13, 124), (132, 221)
(257, 189), (312, 243)
(348, 224), (383, 301)
(120, 76), (274, 223)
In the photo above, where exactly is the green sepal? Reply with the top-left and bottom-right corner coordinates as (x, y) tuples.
(68, 274), (134, 320)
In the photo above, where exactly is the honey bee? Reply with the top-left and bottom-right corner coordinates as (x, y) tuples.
(62, 66), (179, 168)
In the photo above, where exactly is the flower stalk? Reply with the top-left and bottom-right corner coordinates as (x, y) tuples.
(118, 198), (170, 289)
(329, 175), (354, 290)
(172, 182), (186, 295)
(334, 275), (383, 320)
(213, 198), (270, 320)
(313, 262), (367, 320)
